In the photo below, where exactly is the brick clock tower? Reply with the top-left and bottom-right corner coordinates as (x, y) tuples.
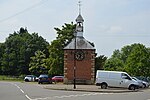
(63, 4), (95, 85)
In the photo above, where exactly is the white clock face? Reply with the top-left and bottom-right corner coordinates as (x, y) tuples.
(75, 51), (84, 61)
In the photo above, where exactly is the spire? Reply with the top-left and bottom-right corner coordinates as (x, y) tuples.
(75, 0), (84, 37)
(78, 0), (81, 15)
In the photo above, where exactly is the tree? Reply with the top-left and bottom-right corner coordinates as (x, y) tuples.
(125, 43), (150, 76)
(104, 57), (124, 71)
(95, 55), (107, 77)
(29, 51), (48, 76)
(104, 49), (125, 71)
(95, 55), (107, 70)
(47, 23), (76, 75)
(104, 43), (150, 77)
(1, 27), (49, 75)
(0, 43), (5, 74)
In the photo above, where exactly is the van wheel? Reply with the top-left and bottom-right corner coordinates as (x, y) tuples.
(129, 85), (135, 90)
(101, 83), (107, 89)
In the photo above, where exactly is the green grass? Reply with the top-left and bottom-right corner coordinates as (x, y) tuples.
(0, 75), (23, 82)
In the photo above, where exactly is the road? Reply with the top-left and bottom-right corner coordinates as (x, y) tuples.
(0, 81), (150, 100)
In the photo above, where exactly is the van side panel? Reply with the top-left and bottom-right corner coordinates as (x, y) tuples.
(96, 70), (138, 89)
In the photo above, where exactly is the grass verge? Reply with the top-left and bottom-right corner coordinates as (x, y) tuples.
(0, 75), (23, 82)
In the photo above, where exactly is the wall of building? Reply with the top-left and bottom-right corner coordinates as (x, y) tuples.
(64, 49), (95, 84)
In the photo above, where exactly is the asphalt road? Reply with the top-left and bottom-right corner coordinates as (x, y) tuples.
(0, 81), (150, 100)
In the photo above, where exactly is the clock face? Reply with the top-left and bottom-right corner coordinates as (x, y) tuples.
(75, 50), (85, 61)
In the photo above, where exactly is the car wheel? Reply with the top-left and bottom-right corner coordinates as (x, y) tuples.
(101, 83), (107, 89)
(49, 81), (52, 84)
(129, 85), (136, 90)
(143, 84), (146, 88)
(25, 79), (29, 82)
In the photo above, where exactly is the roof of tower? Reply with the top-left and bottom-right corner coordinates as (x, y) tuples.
(76, 14), (84, 23)
(64, 37), (95, 50)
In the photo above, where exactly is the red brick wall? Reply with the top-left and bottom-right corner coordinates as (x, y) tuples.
(64, 49), (95, 84)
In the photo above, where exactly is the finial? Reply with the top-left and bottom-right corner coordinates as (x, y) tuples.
(78, 0), (81, 15)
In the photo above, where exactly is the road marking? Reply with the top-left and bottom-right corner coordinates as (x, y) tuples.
(25, 95), (32, 100)
(11, 83), (32, 100)
(30, 93), (113, 100)
(10, 83), (114, 100)
(20, 89), (25, 93)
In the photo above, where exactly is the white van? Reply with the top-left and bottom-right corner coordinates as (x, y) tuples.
(95, 70), (139, 90)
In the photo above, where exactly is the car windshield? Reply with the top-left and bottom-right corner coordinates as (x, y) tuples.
(26, 75), (35, 77)
(54, 76), (63, 78)
(39, 75), (48, 78)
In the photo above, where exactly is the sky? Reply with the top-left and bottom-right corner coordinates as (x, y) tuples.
(0, 0), (150, 57)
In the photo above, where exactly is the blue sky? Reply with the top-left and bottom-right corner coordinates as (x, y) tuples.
(0, 0), (150, 57)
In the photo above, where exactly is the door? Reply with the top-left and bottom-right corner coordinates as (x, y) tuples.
(119, 73), (132, 88)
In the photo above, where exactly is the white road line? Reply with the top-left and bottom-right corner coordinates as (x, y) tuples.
(11, 83), (33, 100)
(25, 95), (32, 100)
(32, 93), (112, 100)
(20, 89), (25, 93)
(10, 83), (114, 100)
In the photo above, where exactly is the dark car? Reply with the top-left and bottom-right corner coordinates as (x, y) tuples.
(52, 76), (64, 83)
(38, 74), (52, 84)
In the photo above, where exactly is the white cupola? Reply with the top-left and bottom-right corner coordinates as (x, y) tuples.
(64, 1), (95, 50)
(75, 14), (84, 37)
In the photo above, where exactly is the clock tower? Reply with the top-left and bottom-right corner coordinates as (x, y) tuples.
(63, 2), (95, 85)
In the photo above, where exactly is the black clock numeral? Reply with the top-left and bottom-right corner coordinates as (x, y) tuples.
(75, 51), (84, 61)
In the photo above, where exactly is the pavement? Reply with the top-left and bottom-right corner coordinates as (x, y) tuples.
(42, 83), (142, 93)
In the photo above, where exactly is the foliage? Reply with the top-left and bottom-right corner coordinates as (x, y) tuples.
(29, 50), (48, 76)
(0, 75), (23, 81)
(0, 27), (49, 75)
(47, 23), (76, 75)
(95, 55), (107, 70)
(104, 43), (150, 77)
(104, 57), (124, 71)
(125, 44), (150, 76)
(95, 55), (107, 77)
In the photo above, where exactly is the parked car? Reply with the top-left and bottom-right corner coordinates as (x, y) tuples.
(95, 70), (139, 90)
(133, 77), (149, 88)
(24, 75), (38, 82)
(52, 76), (64, 83)
(132, 77), (145, 88)
(38, 74), (52, 84)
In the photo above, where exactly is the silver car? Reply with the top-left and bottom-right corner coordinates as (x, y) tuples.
(132, 77), (149, 88)
(24, 75), (38, 82)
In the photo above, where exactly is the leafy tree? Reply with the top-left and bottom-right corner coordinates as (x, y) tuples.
(104, 57), (124, 71)
(47, 23), (76, 75)
(104, 49), (125, 71)
(95, 55), (107, 70)
(1, 27), (49, 75)
(95, 55), (107, 77)
(0, 43), (5, 74)
(125, 43), (150, 76)
(1, 30), (29, 75)
(104, 43), (150, 77)
(29, 50), (48, 76)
